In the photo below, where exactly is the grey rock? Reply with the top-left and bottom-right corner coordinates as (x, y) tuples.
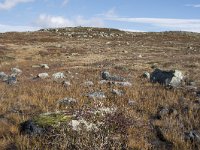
(62, 81), (71, 87)
(114, 81), (132, 87)
(185, 130), (200, 143)
(20, 120), (43, 135)
(37, 73), (49, 79)
(112, 89), (123, 96)
(157, 106), (178, 119)
(52, 72), (65, 79)
(143, 72), (150, 79)
(0, 72), (8, 80)
(197, 91), (200, 97)
(101, 71), (125, 82)
(150, 69), (184, 87)
(40, 64), (49, 69)
(88, 92), (106, 99)
(57, 97), (77, 108)
(11, 68), (22, 76)
(82, 81), (94, 86)
(5, 76), (17, 85)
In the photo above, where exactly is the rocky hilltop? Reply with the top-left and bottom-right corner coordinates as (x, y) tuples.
(0, 27), (200, 149)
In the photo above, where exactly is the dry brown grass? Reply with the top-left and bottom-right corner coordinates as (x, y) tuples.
(0, 28), (199, 149)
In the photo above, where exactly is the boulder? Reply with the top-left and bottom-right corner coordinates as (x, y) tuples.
(20, 120), (43, 135)
(150, 69), (184, 87)
(101, 71), (125, 82)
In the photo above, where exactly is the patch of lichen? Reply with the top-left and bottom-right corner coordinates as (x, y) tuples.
(33, 113), (72, 127)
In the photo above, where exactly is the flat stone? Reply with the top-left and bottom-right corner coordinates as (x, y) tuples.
(88, 92), (106, 100)
(37, 73), (49, 79)
(52, 72), (65, 79)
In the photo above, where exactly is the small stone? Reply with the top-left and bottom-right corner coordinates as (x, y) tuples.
(128, 99), (137, 106)
(11, 68), (22, 76)
(123, 50), (128, 53)
(62, 81), (71, 87)
(88, 92), (106, 100)
(106, 41), (111, 45)
(101, 71), (125, 82)
(114, 81), (132, 87)
(112, 89), (123, 96)
(0, 72), (8, 80)
(52, 72), (65, 79)
(142, 72), (150, 79)
(82, 81), (94, 86)
(185, 130), (200, 143)
(5, 76), (17, 85)
(57, 97), (77, 108)
(40, 64), (49, 69)
(37, 73), (49, 79)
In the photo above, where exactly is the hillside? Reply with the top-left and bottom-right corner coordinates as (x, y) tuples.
(0, 27), (200, 150)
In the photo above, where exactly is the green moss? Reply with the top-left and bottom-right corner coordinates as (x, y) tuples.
(33, 113), (72, 127)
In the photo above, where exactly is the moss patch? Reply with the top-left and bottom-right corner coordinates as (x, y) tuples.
(33, 113), (72, 127)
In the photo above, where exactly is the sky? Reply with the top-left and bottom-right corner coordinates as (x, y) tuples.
(0, 0), (200, 32)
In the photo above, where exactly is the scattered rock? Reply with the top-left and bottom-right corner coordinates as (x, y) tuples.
(150, 69), (184, 87)
(20, 120), (43, 135)
(11, 68), (22, 76)
(37, 73), (49, 79)
(57, 97), (77, 108)
(0, 72), (8, 81)
(196, 91), (200, 97)
(185, 130), (200, 143)
(70, 119), (98, 131)
(88, 92), (106, 99)
(114, 81), (132, 87)
(128, 99), (137, 106)
(40, 64), (49, 69)
(82, 81), (94, 86)
(102, 71), (125, 82)
(5, 76), (17, 85)
(94, 107), (117, 115)
(156, 106), (178, 119)
(142, 72), (150, 79)
(52, 72), (65, 79)
(112, 89), (123, 96)
(62, 81), (71, 87)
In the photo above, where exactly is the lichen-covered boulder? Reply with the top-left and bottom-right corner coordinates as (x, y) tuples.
(150, 69), (184, 87)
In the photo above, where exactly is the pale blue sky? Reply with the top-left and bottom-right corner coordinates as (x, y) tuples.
(0, 0), (200, 32)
